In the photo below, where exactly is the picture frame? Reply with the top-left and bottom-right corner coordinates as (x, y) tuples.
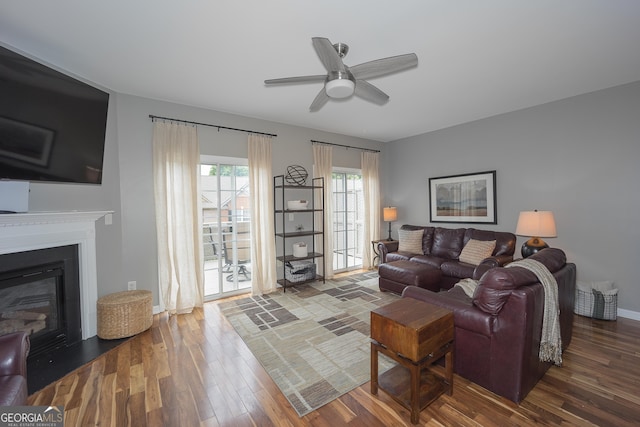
(0, 116), (55, 167)
(429, 170), (497, 224)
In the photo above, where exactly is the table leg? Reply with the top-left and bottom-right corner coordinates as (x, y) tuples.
(445, 346), (454, 396)
(410, 362), (420, 424)
(370, 342), (379, 395)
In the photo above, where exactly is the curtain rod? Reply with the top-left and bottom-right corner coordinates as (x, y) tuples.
(310, 139), (380, 153)
(149, 115), (277, 137)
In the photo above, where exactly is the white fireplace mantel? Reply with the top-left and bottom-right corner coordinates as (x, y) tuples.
(0, 210), (113, 339)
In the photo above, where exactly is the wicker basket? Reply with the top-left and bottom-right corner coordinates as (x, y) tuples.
(574, 281), (618, 321)
(97, 290), (153, 339)
(285, 260), (316, 283)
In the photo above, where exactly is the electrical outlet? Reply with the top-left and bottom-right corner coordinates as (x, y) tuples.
(127, 281), (136, 290)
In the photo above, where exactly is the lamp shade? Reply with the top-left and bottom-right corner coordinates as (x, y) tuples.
(383, 207), (398, 222)
(515, 211), (557, 237)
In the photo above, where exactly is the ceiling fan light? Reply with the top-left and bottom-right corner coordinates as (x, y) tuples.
(325, 79), (355, 98)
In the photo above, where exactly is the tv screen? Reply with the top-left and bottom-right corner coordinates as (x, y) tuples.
(0, 44), (109, 184)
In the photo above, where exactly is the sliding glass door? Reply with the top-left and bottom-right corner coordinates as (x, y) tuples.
(332, 169), (364, 272)
(201, 158), (252, 300)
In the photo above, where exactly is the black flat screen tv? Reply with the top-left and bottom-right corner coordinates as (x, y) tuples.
(0, 44), (109, 184)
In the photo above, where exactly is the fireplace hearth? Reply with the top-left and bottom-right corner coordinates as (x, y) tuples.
(0, 245), (81, 358)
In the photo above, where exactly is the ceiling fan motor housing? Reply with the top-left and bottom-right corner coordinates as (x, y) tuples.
(325, 70), (355, 98)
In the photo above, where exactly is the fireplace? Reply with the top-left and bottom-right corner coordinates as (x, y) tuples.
(0, 211), (112, 341)
(0, 245), (82, 357)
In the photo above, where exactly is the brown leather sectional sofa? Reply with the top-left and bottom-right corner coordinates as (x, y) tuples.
(402, 248), (576, 402)
(0, 331), (30, 406)
(376, 225), (576, 402)
(377, 225), (517, 293)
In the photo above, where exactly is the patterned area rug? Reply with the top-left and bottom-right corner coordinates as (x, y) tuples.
(218, 271), (400, 416)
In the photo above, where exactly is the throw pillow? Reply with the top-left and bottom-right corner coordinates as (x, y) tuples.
(459, 239), (496, 265)
(398, 228), (424, 254)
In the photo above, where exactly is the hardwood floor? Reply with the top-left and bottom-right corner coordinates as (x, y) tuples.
(28, 292), (640, 426)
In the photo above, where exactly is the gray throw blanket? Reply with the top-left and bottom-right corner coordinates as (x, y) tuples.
(453, 259), (563, 365)
(507, 258), (563, 366)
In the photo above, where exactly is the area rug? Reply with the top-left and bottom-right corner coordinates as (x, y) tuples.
(218, 271), (400, 416)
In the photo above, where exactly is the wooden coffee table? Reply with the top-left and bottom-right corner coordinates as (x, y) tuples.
(370, 298), (454, 424)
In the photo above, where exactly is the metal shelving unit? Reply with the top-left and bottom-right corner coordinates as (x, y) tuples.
(273, 175), (325, 291)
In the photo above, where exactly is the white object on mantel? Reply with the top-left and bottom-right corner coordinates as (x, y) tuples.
(0, 210), (113, 340)
(0, 181), (30, 213)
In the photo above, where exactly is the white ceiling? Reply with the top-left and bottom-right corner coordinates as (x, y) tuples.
(1, 1), (639, 142)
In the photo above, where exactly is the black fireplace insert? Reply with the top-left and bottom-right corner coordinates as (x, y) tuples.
(0, 245), (81, 358)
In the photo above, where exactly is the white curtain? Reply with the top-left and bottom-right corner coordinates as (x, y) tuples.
(313, 144), (334, 279)
(248, 134), (278, 294)
(152, 121), (204, 314)
(361, 151), (381, 269)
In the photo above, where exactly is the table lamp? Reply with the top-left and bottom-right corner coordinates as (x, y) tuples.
(383, 207), (398, 241)
(515, 210), (557, 257)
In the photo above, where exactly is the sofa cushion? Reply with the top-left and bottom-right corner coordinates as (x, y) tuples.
(431, 227), (466, 259)
(411, 254), (447, 268)
(398, 228), (424, 254)
(459, 239), (496, 265)
(441, 260), (476, 279)
(465, 228), (516, 257)
(379, 260), (442, 292)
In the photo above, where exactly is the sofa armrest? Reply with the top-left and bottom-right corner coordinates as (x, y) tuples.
(402, 286), (495, 336)
(377, 240), (399, 264)
(494, 255), (514, 265)
(472, 255), (514, 280)
(0, 332), (30, 377)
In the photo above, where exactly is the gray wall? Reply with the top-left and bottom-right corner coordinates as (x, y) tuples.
(26, 76), (640, 319)
(27, 92), (382, 307)
(382, 81), (640, 316)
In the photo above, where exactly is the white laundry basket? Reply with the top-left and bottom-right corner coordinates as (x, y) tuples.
(574, 280), (617, 320)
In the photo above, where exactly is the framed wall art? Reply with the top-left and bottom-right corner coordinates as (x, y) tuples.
(429, 170), (497, 224)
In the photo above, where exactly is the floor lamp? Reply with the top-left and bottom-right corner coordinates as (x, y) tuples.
(383, 207), (398, 241)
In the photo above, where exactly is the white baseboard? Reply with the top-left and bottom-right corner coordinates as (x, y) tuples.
(617, 308), (640, 321)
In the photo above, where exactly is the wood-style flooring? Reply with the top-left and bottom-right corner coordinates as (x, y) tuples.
(28, 290), (640, 426)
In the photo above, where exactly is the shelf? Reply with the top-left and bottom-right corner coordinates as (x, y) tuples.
(274, 184), (322, 190)
(275, 209), (323, 214)
(275, 231), (322, 238)
(377, 364), (448, 413)
(277, 252), (323, 263)
(274, 174), (325, 292)
(277, 275), (324, 288)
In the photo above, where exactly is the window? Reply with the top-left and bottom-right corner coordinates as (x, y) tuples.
(332, 169), (364, 272)
(201, 156), (252, 300)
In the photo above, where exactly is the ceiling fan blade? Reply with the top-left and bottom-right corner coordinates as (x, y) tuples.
(309, 88), (330, 112)
(264, 75), (327, 85)
(312, 37), (346, 73)
(354, 80), (389, 105)
(349, 53), (418, 80)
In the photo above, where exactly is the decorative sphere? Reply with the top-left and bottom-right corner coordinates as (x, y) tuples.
(285, 165), (308, 186)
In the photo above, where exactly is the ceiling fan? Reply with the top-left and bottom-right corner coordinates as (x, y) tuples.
(264, 37), (418, 111)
